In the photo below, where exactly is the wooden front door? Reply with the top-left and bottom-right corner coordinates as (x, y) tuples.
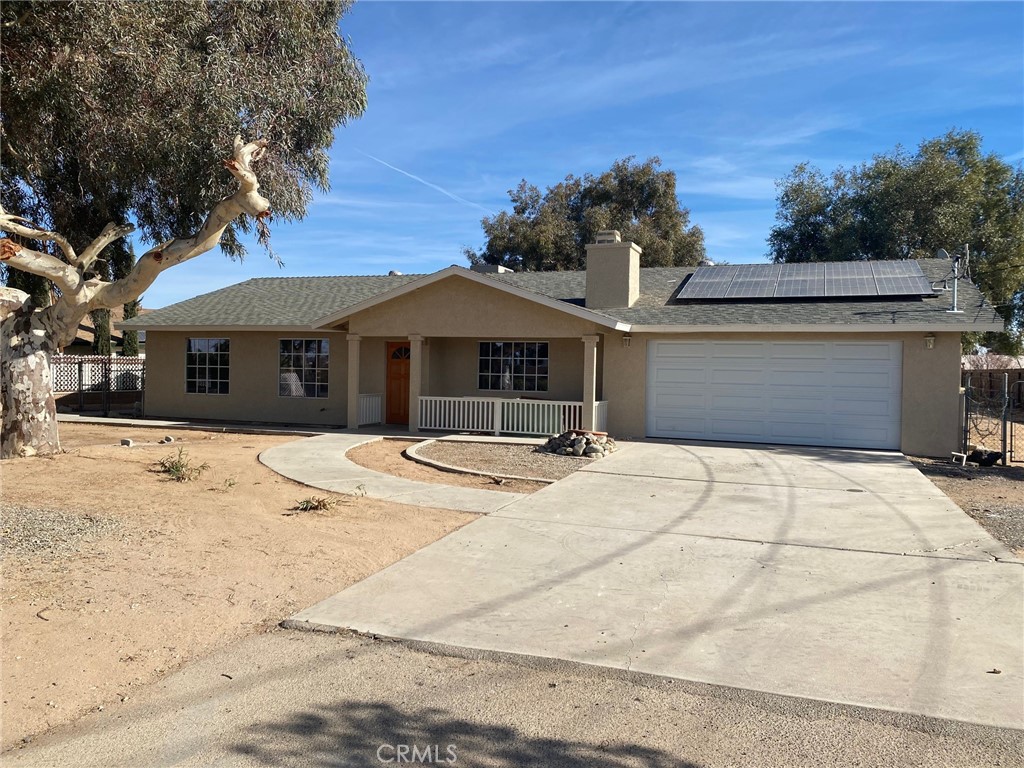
(386, 342), (411, 424)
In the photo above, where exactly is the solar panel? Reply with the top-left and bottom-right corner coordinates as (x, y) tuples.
(724, 264), (781, 298)
(825, 262), (877, 297)
(675, 259), (934, 301)
(870, 261), (922, 277)
(775, 263), (825, 297)
(869, 261), (934, 296)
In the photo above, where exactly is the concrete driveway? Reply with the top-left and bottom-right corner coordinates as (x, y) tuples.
(291, 441), (1024, 730)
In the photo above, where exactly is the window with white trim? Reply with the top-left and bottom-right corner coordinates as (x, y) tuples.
(279, 339), (330, 398)
(478, 341), (549, 392)
(185, 338), (230, 394)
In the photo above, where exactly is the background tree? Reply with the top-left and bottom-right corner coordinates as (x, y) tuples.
(465, 157), (706, 271)
(0, 0), (367, 457)
(768, 131), (1024, 352)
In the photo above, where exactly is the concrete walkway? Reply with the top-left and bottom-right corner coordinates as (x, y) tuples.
(290, 440), (1024, 730)
(259, 433), (529, 515)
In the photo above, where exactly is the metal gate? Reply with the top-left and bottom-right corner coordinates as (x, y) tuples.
(962, 372), (1010, 466)
(51, 354), (146, 416)
(1010, 380), (1024, 463)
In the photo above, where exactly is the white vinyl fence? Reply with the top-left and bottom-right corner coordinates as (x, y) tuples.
(358, 393), (383, 426)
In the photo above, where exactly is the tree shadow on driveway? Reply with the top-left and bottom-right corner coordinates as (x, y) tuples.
(229, 699), (700, 768)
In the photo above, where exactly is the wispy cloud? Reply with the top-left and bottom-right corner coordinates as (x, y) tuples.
(746, 115), (857, 149)
(355, 151), (493, 215)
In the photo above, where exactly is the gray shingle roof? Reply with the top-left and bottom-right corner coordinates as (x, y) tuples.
(119, 274), (425, 328)
(121, 260), (1001, 331)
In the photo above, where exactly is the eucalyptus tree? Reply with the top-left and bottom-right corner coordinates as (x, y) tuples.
(0, 0), (367, 456)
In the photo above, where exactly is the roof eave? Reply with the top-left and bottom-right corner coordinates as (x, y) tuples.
(627, 321), (1005, 334)
(113, 323), (341, 333)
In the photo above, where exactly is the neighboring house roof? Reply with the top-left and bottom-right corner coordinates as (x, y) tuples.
(119, 259), (1002, 333)
(962, 354), (1024, 370)
(70, 305), (152, 346)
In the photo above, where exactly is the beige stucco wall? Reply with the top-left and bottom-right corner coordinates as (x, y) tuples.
(347, 276), (602, 338)
(601, 330), (963, 457)
(900, 331), (962, 456)
(144, 330), (350, 426)
(145, 327), (594, 426)
(425, 338), (584, 400)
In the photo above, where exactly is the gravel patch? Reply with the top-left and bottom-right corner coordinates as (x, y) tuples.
(417, 441), (588, 482)
(0, 503), (122, 559)
(909, 457), (1024, 556)
(962, 504), (1024, 555)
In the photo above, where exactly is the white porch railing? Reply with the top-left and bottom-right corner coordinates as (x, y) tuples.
(418, 396), (608, 436)
(358, 393), (383, 426)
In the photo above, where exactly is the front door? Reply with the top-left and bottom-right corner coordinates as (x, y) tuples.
(386, 342), (411, 424)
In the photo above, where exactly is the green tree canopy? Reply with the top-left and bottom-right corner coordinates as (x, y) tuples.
(768, 131), (1024, 352)
(1, 0), (367, 266)
(465, 157), (706, 271)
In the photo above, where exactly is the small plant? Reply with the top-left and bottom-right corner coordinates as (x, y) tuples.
(222, 477), (238, 491)
(158, 447), (210, 482)
(291, 496), (339, 513)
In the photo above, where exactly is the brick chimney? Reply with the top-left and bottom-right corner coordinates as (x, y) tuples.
(585, 230), (641, 309)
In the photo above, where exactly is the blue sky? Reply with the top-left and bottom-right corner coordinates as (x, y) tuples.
(145, 1), (1023, 308)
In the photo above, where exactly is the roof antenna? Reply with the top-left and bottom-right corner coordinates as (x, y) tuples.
(947, 244), (968, 314)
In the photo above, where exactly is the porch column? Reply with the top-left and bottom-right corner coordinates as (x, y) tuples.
(408, 334), (424, 432)
(582, 334), (599, 431)
(346, 334), (361, 429)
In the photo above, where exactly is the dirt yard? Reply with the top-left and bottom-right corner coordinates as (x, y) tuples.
(0, 424), (474, 749)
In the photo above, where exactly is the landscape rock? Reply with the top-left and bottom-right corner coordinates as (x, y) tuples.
(120, 439), (134, 447)
(541, 429), (617, 460)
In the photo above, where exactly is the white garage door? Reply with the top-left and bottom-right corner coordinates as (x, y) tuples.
(646, 340), (902, 449)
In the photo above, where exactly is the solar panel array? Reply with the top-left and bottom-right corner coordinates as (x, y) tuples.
(677, 260), (934, 301)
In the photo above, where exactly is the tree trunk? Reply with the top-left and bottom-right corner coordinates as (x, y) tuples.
(1, 305), (60, 458)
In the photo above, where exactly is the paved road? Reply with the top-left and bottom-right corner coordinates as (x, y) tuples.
(292, 441), (1024, 729)
(6, 629), (1022, 768)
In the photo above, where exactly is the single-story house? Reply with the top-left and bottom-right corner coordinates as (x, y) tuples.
(118, 231), (1002, 456)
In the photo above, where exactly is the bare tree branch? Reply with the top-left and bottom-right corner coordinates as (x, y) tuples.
(0, 239), (81, 294)
(96, 136), (270, 308)
(0, 207), (79, 265)
(79, 221), (137, 272)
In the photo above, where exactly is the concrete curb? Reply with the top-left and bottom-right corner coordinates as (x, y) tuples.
(403, 438), (556, 485)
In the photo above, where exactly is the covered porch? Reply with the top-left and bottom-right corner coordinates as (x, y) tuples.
(345, 334), (608, 436)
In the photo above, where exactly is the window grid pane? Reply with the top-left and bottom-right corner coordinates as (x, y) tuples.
(279, 338), (329, 398)
(478, 340), (549, 393)
(185, 338), (229, 395)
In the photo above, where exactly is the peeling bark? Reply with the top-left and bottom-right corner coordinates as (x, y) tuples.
(0, 136), (271, 459)
(1, 300), (59, 457)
